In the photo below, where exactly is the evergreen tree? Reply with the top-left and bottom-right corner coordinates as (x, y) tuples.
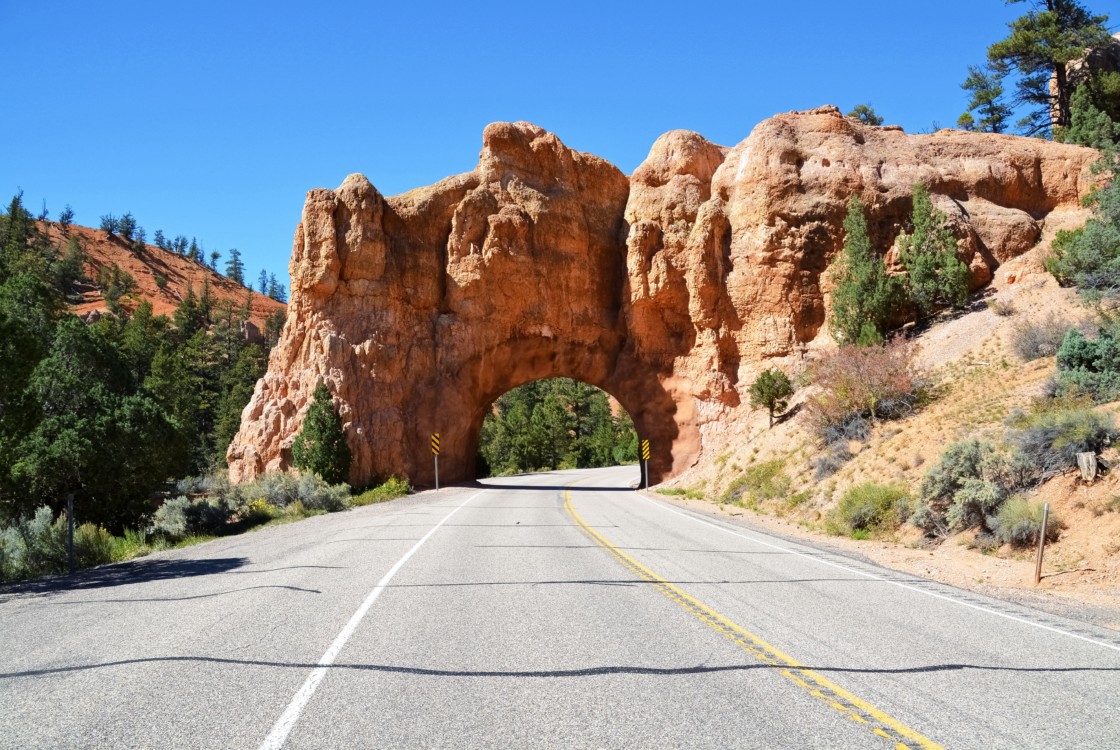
(58, 205), (74, 229)
(153, 229), (167, 250)
(187, 238), (200, 262)
(898, 184), (971, 324)
(987, 0), (1111, 135)
(258, 268), (269, 295)
(99, 213), (119, 236)
(829, 195), (905, 345)
(209, 250), (221, 270)
(267, 273), (287, 303)
(846, 104), (884, 125)
(117, 212), (137, 241)
(1059, 83), (1120, 147)
(224, 248), (245, 285)
(292, 383), (351, 484)
(749, 368), (794, 428)
(173, 283), (205, 338)
(960, 65), (1013, 133)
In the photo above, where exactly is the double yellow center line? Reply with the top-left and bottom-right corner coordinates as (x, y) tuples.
(562, 488), (944, 750)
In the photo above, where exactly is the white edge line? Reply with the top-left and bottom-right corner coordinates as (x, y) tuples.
(633, 491), (1120, 654)
(259, 489), (486, 750)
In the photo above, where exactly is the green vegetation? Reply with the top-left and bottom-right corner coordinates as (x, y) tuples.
(829, 196), (904, 345)
(352, 476), (412, 506)
(0, 193), (282, 532)
(984, 0), (1113, 136)
(846, 104), (884, 126)
(898, 184), (970, 324)
(1008, 403), (1116, 478)
(911, 439), (1027, 536)
(826, 483), (910, 538)
(722, 459), (790, 507)
(477, 378), (637, 476)
(749, 368), (794, 428)
(1054, 326), (1120, 401)
(989, 495), (1062, 546)
(656, 487), (705, 500)
(0, 472), (413, 583)
(959, 64), (1013, 133)
(292, 383), (353, 485)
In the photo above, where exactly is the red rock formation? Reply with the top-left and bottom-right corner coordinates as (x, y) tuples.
(227, 107), (1098, 486)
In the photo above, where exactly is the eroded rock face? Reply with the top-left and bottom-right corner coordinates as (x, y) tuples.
(227, 108), (1097, 486)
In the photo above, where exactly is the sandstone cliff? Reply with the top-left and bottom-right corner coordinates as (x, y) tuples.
(227, 106), (1098, 487)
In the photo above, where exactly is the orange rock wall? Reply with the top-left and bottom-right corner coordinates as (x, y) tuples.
(227, 107), (1097, 487)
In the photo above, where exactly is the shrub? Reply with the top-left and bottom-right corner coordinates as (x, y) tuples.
(813, 442), (853, 480)
(826, 482), (910, 536)
(913, 440), (1023, 535)
(352, 476), (412, 507)
(74, 523), (114, 567)
(989, 496), (1061, 547)
(1010, 315), (1069, 362)
(152, 495), (235, 540)
(722, 459), (790, 506)
(806, 339), (921, 436)
(1009, 407), (1116, 480)
(294, 473), (350, 512)
(1054, 326), (1120, 402)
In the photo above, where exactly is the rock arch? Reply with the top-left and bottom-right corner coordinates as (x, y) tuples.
(228, 109), (1097, 487)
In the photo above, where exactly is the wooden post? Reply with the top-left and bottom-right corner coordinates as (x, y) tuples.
(1034, 502), (1050, 586)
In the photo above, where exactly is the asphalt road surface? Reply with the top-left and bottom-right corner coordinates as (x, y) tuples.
(3, 465), (1120, 749)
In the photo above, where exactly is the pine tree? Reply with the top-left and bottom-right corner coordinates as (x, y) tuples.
(118, 212), (137, 241)
(987, 0), (1111, 135)
(829, 195), (905, 345)
(749, 368), (794, 428)
(100, 214), (119, 236)
(258, 269), (269, 295)
(292, 383), (351, 484)
(209, 250), (221, 271)
(224, 248), (245, 285)
(58, 205), (74, 229)
(846, 104), (884, 126)
(960, 65), (1013, 133)
(898, 184), (971, 324)
(153, 229), (167, 250)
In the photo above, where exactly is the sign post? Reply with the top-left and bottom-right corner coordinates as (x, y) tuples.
(66, 493), (75, 575)
(431, 433), (440, 491)
(1034, 502), (1050, 585)
(641, 439), (651, 490)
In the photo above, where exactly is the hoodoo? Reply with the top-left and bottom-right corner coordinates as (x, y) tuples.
(227, 106), (1097, 487)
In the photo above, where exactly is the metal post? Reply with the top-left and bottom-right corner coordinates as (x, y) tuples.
(66, 493), (75, 575)
(1034, 502), (1050, 586)
(643, 460), (648, 490)
(434, 455), (439, 491)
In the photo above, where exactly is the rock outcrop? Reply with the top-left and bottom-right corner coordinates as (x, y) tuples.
(227, 106), (1098, 486)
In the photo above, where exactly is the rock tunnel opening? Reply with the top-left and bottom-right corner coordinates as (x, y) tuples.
(473, 377), (641, 482)
(403, 337), (693, 488)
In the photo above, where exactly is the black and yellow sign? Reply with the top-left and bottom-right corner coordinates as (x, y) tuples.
(431, 433), (440, 456)
(641, 439), (650, 460)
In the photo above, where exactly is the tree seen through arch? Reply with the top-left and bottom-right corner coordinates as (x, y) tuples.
(476, 378), (638, 477)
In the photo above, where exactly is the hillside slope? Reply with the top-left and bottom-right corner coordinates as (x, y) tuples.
(38, 221), (285, 332)
(663, 212), (1120, 619)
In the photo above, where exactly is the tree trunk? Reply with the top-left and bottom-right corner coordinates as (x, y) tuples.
(1054, 62), (1071, 130)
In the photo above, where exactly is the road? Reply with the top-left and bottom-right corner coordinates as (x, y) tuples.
(2, 465), (1119, 749)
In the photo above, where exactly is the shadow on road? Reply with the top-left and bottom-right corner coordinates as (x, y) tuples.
(0, 557), (250, 601)
(4, 655), (1117, 681)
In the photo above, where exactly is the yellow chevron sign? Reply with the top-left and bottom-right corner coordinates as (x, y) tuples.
(641, 439), (650, 460)
(431, 433), (440, 456)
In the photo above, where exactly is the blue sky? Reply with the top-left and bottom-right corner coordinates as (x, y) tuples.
(3, 0), (1115, 288)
